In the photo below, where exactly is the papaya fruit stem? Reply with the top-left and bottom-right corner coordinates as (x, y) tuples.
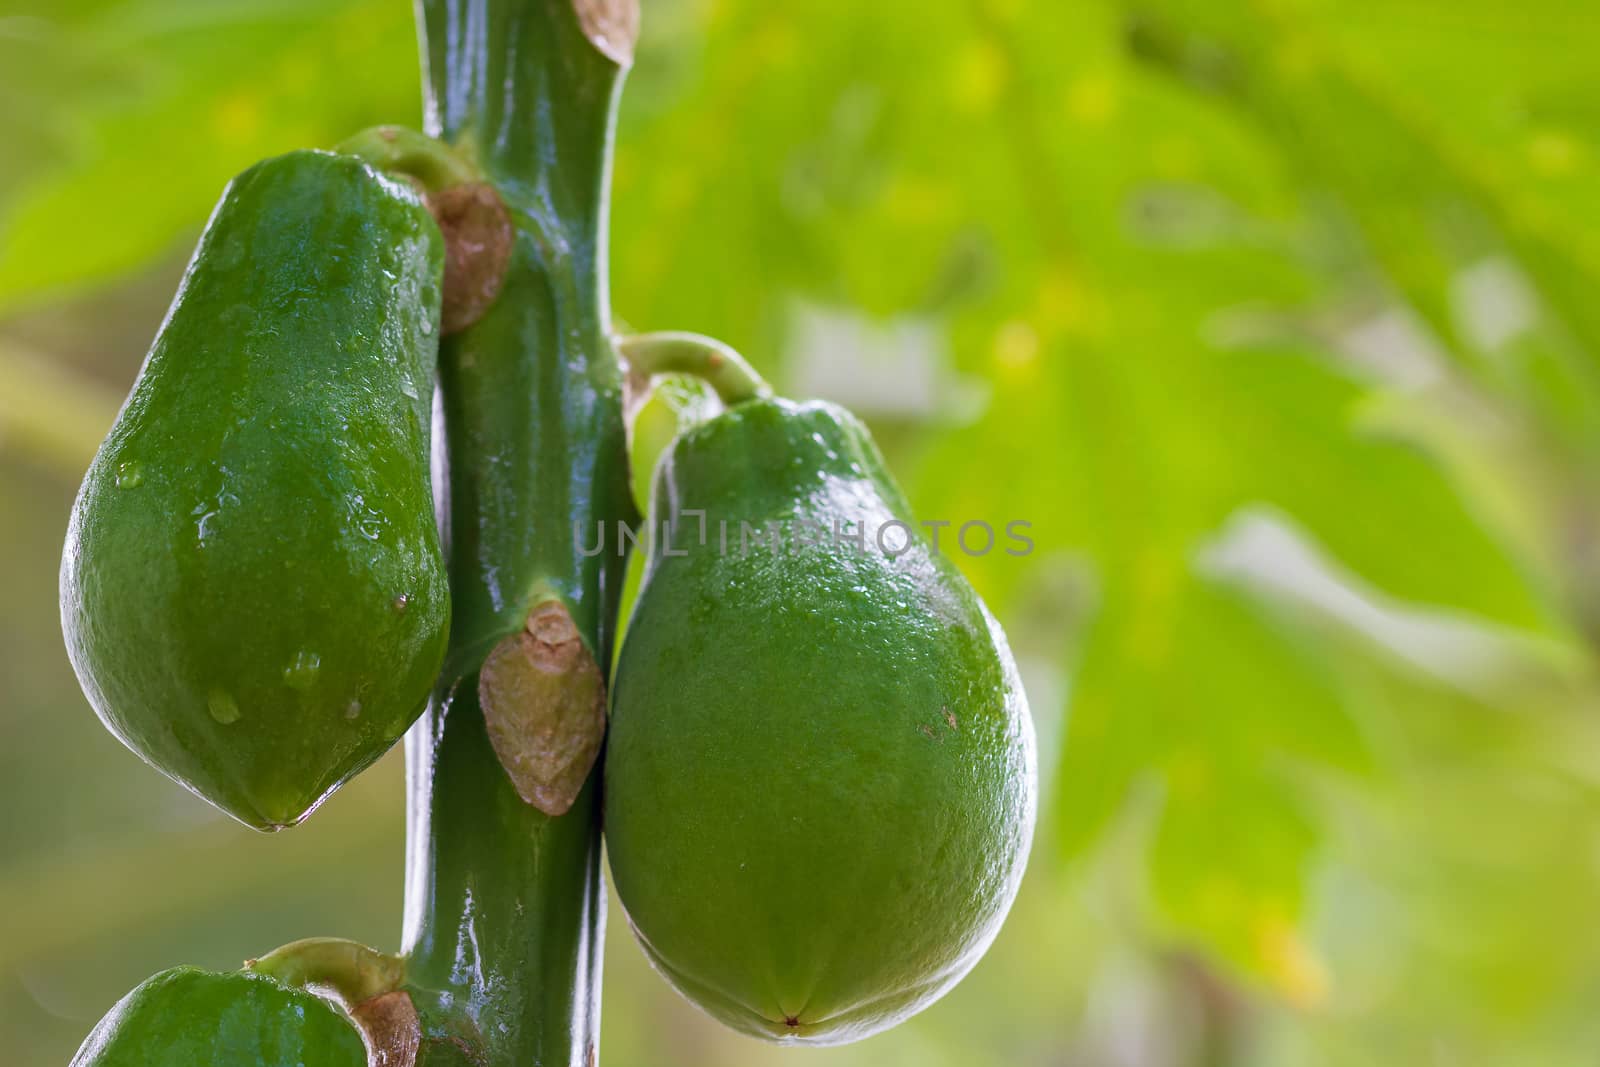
(336, 125), (482, 193)
(618, 331), (773, 407)
(246, 937), (406, 1006)
(403, 1), (639, 1064)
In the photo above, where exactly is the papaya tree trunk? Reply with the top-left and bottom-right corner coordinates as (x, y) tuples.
(401, 2), (637, 1064)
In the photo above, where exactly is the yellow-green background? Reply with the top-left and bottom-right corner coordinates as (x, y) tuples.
(5, 0), (1600, 1063)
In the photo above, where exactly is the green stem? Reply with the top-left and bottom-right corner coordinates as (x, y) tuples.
(403, 3), (637, 1066)
(336, 124), (481, 192)
(617, 331), (772, 406)
(247, 938), (405, 1006)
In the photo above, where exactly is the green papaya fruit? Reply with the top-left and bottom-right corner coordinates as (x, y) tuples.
(70, 966), (367, 1066)
(60, 149), (450, 830)
(604, 397), (1037, 1045)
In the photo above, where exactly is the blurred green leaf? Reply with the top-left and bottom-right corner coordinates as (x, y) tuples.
(0, 0), (418, 313)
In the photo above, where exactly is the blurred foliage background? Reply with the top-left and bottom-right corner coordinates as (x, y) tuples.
(4, 0), (1600, 1063)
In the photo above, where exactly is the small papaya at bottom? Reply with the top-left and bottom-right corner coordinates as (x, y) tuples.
(70, 966), (366, 1067)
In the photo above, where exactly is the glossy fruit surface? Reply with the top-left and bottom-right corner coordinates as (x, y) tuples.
(60, 149), (449, 830)
(70, 966), (366, 1066)
(604, 397), (1036, 1044)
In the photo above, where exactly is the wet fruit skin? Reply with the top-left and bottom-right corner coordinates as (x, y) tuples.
(60, 150), (449, 830)
(70, 966), (366, 1066)
(604, 397), (1037, 1045)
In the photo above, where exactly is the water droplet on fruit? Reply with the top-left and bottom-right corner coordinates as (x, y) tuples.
(392, 593), (410, 613)
(196, 510), (220, 545)
(283, 650), (321, 690)
(347, 492), (387, 541)
(420, 319), (434, 337)
(208, 690), (241, 724)
(114, 461), (143, 488)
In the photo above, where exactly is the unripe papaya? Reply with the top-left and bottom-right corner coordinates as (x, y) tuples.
(70, 966), (366, 1066)
(60, 150), (450, 830)
(604, 397), (1037, 1044)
